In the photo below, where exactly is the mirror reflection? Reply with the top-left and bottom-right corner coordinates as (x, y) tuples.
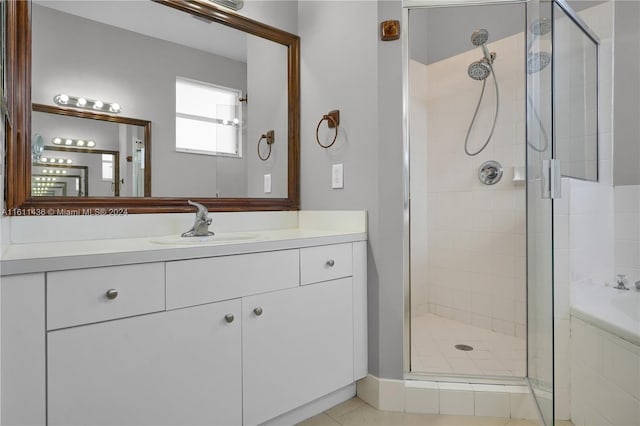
(31, 0), (288, 199)
(32, 106), (150, 197)
(554, 2), (599, 181)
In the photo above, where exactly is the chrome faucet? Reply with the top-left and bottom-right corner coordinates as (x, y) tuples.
(614, 274), (630, 290)
(181, 200), (214, 237)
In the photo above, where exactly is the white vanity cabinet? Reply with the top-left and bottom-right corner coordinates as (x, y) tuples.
(47, 300), (242, 426)
(1, 239), (367, 426)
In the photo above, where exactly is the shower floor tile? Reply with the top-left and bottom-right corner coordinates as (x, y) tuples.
(411, 313), (526, 377)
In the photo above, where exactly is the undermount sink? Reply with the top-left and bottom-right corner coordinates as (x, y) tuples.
(150, 233), (261, 245)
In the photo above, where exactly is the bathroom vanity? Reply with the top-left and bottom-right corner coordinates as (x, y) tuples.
(1, 214), (367, 426)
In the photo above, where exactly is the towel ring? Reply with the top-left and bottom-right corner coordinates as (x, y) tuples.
(257, 130), (275, 161)
(315, 110), (340, 149)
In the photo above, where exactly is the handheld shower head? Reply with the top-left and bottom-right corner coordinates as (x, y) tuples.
(470, 29), (492, 62)
(471, 29), (489, 46)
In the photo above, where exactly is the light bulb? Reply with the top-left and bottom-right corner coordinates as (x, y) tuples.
(62, 170), (67, 174)
(55, 170), (61, 174)
(233, 118), (239, 124)
(35, 177), (40, 181)
(53, 138), (61, 144)
(57, 159), (64, 164)
(52, 177), (56, 181)
(65, 139), (72, 145)
(109, 103), (121, 112)
(77, 140), (85, 146)
(77, 98), (87, 107)
(93, 100), (104, 109)
(57, 94), (69, 104)
(40, 157), (47, 163)
(222, 119), (229, 125)
(87, 141), (96, 147)
(66, 159), (72, 164)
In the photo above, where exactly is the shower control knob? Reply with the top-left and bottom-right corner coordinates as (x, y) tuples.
(478, 161), (503, 185)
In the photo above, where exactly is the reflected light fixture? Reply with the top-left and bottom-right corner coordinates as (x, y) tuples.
(54, 94), (121, 114)
(52, 137), (96, 148)
(37, 157), (72, 165)
(209, 0), (244, 10)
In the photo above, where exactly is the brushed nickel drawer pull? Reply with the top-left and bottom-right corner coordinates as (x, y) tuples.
(253, 307), (263, 316)
(224, 314), (235, 323)
(105, 289), (119, 300)
(326, 259), (335, 267)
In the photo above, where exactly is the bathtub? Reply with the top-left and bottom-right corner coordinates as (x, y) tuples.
(570, 281), (640, 346)
(569, 281), (640, 426)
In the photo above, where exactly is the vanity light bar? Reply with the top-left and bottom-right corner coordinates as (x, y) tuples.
(34, 177), (57, 181)
(52, 137), (96, 148)
(38, 157), (73, 165)
(54, 94), (121, 114)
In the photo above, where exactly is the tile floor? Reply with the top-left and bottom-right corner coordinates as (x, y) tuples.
(298, 398), (574, 426)
(411, 314), (526, 377)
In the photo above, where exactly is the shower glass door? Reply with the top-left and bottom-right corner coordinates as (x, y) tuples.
(525, 0), (554, 424)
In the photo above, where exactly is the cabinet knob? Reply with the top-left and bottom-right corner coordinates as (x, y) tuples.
(253, 307), (263, 316)
(326, 259), (335, 267)
(224, 314), (235, 323)
(105, 289), (118, 300)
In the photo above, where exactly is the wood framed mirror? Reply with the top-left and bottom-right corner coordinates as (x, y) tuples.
(4, 0), (300, 214)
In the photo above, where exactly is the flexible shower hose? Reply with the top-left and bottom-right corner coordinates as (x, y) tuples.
(464, 63), (500, 157)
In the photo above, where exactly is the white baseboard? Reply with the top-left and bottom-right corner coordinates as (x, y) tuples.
(356, 374), (539, 420)
(262, 383), (356, 426)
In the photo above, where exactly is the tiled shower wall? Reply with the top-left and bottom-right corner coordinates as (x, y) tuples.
(412, 32), (526, 338)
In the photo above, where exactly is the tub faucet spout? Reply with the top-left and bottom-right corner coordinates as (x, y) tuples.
(614, 274), (630, 290)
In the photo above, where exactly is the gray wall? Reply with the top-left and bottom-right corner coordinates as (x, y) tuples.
(32, 4), (248, 198)
(298, 1), (405, 379)
(613, 0), (640, 186)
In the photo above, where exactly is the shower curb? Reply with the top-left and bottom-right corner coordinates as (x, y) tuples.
(356, 374), (539, 420)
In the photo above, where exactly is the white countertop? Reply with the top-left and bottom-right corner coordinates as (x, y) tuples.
(0, 228), (367, 276)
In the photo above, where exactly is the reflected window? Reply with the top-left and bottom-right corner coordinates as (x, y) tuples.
(102, 154), (113, 181)
(175, 77), (242, 157)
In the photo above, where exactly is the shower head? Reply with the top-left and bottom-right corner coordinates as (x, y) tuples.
(471, 29), (489, 46)
(468, 60), (492, 80)
(531, 17), (552, 36)
(527, 51), (551, 74)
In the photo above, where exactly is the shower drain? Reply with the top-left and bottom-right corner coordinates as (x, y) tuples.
(454, 344), (474, 351)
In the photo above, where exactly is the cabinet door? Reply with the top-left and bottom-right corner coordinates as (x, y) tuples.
(242, 278), (354, 425)
(48, 300), (241, 426)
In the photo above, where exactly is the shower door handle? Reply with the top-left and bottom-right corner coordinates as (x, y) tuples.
(541, 159), (562, 200)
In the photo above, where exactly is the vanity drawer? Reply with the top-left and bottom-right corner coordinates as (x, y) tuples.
(300, 243), (353, 285)
(47, 263), (165, 330)
(166, 249), (300, 310)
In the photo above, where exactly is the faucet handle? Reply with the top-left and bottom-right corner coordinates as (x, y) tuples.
(616, 274), (628, 283)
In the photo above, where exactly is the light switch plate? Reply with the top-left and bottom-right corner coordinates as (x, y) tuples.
(332, 163), (344, 189)
(264, 174), (271, 193)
